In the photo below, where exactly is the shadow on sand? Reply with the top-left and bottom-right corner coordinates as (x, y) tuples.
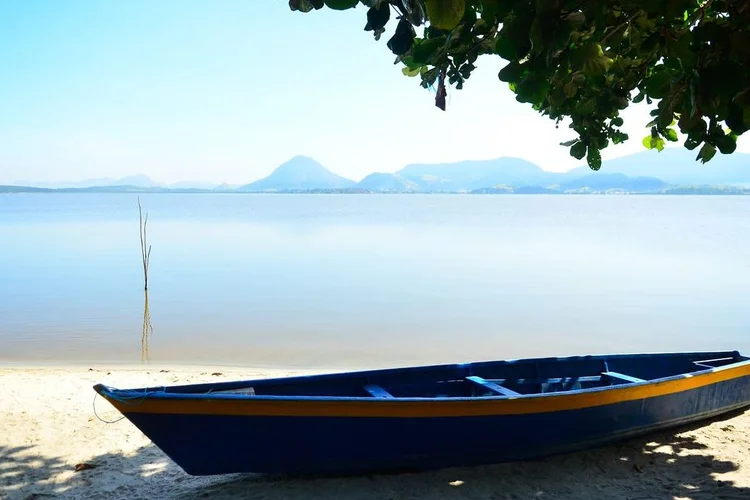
(2, 410), (748, 500)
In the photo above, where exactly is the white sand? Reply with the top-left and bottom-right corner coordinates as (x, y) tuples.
(1, 366), (749, 500)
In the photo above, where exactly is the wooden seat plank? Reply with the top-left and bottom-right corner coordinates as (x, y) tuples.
(466, 376), (520, 396)
(602, 371), (645, 384)
(364, 384), (394, 398)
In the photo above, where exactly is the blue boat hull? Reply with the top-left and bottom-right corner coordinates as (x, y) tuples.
(119, 373), (750, 475)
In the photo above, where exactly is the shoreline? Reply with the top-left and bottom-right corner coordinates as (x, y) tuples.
(2, 365), (749, 499)
(0, 361), (360, 375)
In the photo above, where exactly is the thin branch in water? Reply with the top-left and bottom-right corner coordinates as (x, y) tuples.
(141, 289), (152, 364)
(137, 197), (152, 291)
(138, 197), (153, 363)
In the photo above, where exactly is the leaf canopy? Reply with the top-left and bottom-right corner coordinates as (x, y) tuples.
(288, 0), (750, 169)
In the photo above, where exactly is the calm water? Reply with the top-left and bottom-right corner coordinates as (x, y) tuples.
(1, 193), (749, 369)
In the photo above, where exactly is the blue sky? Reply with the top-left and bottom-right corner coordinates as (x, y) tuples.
(1, 1), (747, 185)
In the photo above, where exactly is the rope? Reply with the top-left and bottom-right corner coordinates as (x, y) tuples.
(93, 392), (125, 424)
(92, 386), (166, 424)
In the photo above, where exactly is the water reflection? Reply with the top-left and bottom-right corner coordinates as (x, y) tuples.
(1, 194), (750, 368)
(141, 290), (152, 363)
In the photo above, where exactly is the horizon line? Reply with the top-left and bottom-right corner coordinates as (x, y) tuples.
(5, 146), (733, 187)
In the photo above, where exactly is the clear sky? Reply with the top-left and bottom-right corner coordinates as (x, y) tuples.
(1, 1), (748, 185)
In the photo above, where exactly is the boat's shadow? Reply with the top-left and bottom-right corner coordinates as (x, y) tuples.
(4, 409), (749, 500)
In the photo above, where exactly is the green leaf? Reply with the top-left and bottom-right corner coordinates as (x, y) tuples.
(425, 0), (466, 30)
(529, 18), (545, 54)
(697, 143), (717, 163)
(515, 75), (549, 105)
(612, 117), (624, 127)
(494, 35), (519, 60)
(587, 146), (602, 170)
(658, 106), (674, 128)
(642, 134), (665, 151)
(411, 38), (445, 65)
(535, 0), (559, 16)
(725, 103), (750, 134)
(563, 81), (577, 98)
(497, 61), (526, 83)
(480, 0), (501, 22)
(289, 0), (323, 12)
(678, 114), (706, 136)
(560, 139), (578, 147)
(323, 0), (358, 10)
(735, 89), (750, 107)
(576, 98), (597, 115)
(364, 3), (390, 31)
(715, 134), (737, 154)
(387, 19), (416, 55)
(552, 21), (572, 53)
(565, 11), (585, 28)
(644, 70), (672, 99)
(574, 43), (613, 77)
(402, 66), (423, 77)
(584, 56), (613, 76)
(663, 128), (679, 142)
(400, 55), (420, 70)
(289, 0), (325, 12)
(684, 135), (702, 150)
(612, 131), (629, 144)
(570, 142), (587, 160)
(667, 31), (695, 69)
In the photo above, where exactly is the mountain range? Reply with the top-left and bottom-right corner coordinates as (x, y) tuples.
(4, 149), (750, 195)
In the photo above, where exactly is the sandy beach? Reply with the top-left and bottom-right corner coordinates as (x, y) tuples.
(2, 366), (749, 500)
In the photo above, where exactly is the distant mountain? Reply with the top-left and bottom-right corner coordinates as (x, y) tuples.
(238, 156), (355, 192)
(0, 185), (49, 193)
(568, 148), (750, 186)
(167, 181), (218, 190)
(9, 180), (84, 189)
(470, 185), (514, 194)
(7, 148), (750, 195)
(560, 173), (669, 193)
(514, 185), (561, 194)
(396, 157), (565, 191)
(106, 175), (160, 188)
(356, 173), (420, 192)
(12, 175), (161, 189)
(213, 183), (241, 191)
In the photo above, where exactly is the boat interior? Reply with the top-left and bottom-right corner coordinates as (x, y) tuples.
(143, 351), (749, 399)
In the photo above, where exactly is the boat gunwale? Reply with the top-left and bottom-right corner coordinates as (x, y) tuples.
(94, 353), (750, 404)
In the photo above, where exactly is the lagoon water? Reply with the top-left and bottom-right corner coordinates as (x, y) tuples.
(1, 193), (749, 369)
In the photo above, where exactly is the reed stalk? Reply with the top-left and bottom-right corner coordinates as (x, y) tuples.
(138, 197), (151, 291)
(138, 197), (153, 363)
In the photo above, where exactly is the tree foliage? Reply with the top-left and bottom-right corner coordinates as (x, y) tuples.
(288, 0), (750, 170)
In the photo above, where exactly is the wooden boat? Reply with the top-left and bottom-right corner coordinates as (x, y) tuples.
(94, 350), (750, 476)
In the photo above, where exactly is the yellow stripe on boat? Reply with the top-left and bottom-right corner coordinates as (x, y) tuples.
(103, 362), (750, 418)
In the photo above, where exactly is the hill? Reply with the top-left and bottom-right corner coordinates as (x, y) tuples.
(238, 156), (355, 192)
(395, 157), (565, 191)
(8, 149), (750, 195)
(356, 173), (420, 192)
(567, 148), (750, 186)
(560, 173), (669, 193)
